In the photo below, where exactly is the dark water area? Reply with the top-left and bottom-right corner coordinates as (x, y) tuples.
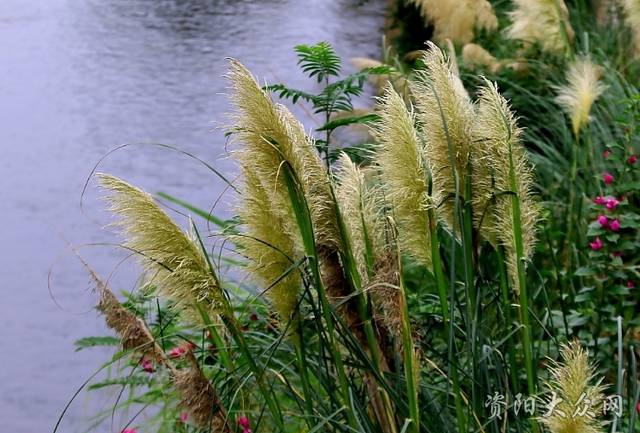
(0, 1), (384, 431)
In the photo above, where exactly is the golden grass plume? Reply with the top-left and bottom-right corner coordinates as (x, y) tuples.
(235, 168), (302, 322)
(506, 0), (575, 54)
(554, 56), (607, 137)
(98, 174), (228, 323)
(226, 59), (340, 253)
(540, 341), (606, 433)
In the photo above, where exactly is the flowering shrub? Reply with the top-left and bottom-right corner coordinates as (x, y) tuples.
(580, 97), (640, 342)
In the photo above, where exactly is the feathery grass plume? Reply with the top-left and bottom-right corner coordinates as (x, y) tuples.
(98, 174), (228, 322)
(410, 42), (475, 234)
(235, 168), (302, 322)
(473, 80), (541, 289)
(226, 59), (357, 330)
(554, 56), (607, 137)
(622, 0), (640, 55)
(334, 152), (383, 282)
(540, 341), (606, 433)
(409, 0), (497, 44)
(506, 0), (575, 54)
(373, 83), (432, 267)
(334, 153), (404, 350)
(462, 43), (502, 73)
(174, 353), (230, 431)
(226, 58), (340, 253)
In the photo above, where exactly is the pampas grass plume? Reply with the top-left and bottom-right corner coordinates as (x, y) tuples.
(236, 169), (302, 322)
(541, 341), (606, 433)
(98, 174), (228, 322)
(373, 83), (432, 267)
(472, 80), (541, 289)
(409, 0), (497, 44)
(555, 56), (607, 137)
(506, 0), (575, 54)
(410, 42), (475, 234)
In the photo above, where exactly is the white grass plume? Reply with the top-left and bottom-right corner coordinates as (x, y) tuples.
(373, 83), (432, 267)
(506, 0), (575, 54)
(410, 42), (475, 234)
(472, 80), (541, 290)
(555, 56), (606, 137)
(334, 152), (384, 282)
(98, 174), (228, 323)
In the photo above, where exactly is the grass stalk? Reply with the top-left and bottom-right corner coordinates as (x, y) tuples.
(428, 208), (466, 433)
(507, 144), (539, 433)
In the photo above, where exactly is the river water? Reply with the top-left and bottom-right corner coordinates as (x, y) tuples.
(0, 1), (384, 431)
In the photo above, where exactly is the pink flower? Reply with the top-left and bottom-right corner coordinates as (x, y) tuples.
(606, 198), (620, 210)
(593, 196), (607, 205)
(237, 415), (251, 429)
(603, 172), (614, 185)
(628, 280), (635, 289)
(168, 342), (194, 359)
(140, 359), (154, 373)
(122, 429), (137, 433)
(180, 412), (188, 423)
(597, 215), (608, 227)
(603, 150), (611, 158)
(168, 346), (186, 359)
(628, 155), (637, 165)
(609, 219), (621, 231)
(589, 237), (603, 251)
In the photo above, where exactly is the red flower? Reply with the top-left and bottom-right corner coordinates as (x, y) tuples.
(597, 215), (608, 227)
(238, 415), (251, 429)
(141, 359), (154, 373)
(603, 172), (614, 185)
(593, 196), (607, 205)
(606, 198), (620, 210)
(589, 237), (603, 251)
(603, 150), (611, 158)
(609, 219), (621, 231)
(628, 155), (637, 165)
(627, 280), (635, 289)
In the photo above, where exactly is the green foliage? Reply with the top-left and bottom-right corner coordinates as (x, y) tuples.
(265, 41), (393, 164)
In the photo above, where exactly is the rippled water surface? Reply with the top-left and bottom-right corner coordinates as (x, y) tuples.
(0, 1), (384, 431)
